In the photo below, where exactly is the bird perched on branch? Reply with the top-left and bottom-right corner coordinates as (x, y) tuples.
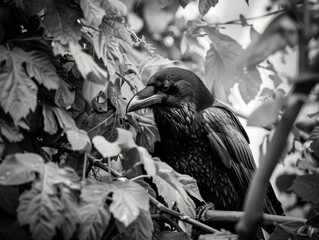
(126, 67), (283, 223)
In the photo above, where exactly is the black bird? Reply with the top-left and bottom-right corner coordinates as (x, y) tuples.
(126, 67), (283, 217)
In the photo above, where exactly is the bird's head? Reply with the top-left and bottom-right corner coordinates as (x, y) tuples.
(126, 67), (214, 113)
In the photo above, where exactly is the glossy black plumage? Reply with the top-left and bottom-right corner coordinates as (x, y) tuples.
(127, 67), (283, 216)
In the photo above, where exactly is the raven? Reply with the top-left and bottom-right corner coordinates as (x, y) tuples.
(127, 67), (283, 216)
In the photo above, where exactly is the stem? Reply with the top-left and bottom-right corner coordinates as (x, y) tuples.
(129, 175), (151, 182)
(108, 157), (111, 181)
(87, 113), (114, 133)
(82, 153), (88, 180)
(116, 72), (138, 94)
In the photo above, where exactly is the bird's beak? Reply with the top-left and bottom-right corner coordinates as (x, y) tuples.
(126, 86), (163, 113)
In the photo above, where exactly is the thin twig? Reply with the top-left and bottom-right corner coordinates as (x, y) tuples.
(82, 153), (88, 180)
(87, 113), (115, 133)
(149, 196), (220, 234)
(129, 175), (151, 182)
(116, 72), (138, 94)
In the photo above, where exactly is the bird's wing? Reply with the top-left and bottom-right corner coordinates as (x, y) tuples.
(200, 105), (284, 215)
(201, 105), (256, 171)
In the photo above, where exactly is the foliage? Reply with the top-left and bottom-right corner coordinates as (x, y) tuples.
(0, 0), (319, 240)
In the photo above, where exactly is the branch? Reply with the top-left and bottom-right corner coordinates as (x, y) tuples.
(86, 155), (306, 235)
(203, 210), (305, 225)
(87, 154), (220, 233)
(236, 5), (317, 239)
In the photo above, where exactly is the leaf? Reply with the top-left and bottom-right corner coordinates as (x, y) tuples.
(101, 0), (127, 16)
(41, 0), (82, 44)
(49, 105), (77, 130)
(69, 41), (108, 84)
(66, 129), (92, 153)
(237, 13), (299, 68)
(18, 163), (81, 240)
(22, 0), (47, 16)
(276, 174), (297, 192)
(0, 153), (44, 185)
(114, 128), (137, 151)
(239, 14), (249, 27)
(42, 104), (59, 135)
(0, 47), (38, 124)
(80, 0), (105, 28)
(204, 27), (243, 101)
(117, 209), (154, 240)
(250, 26), (260, 43)
(60, 189), (81, 240)
(292, 175), (319, 204)
(238, 67), (262, 103)
(110, 181), (150, 227)
(198, 0), (219, 17)
(177, 174), (205, 203)
(24, 50), (60, 90)
(82, 79), (106, 103)
(18, 187), (65, 240)
(139, 54), (177, 75)
(92, 135), (121, 158)
(101, 15), (131, 44)
(0, 119), (24, 142)
(247, 96), (285, 127)
(178, 0), (192, 8)
(54, 79), (75, 108)
(78, 180), (111, 240)
(114, 128), (157, 175)
(269, 221), (305, 240)
(0, 185), (19, 215)
(152, 161), (196, 218)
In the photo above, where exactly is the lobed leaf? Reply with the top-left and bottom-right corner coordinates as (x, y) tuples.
(152, 161), (196, 219)
(117, 209), (154, 240)
(292, 175), (319, 204)
(24, 50), (60, 90)
(80, 0), (105, 28)
(101, 0), (127, 17)
(0, 119), (24, 142)
(204, 27), (243, 102)
(41, 0), (82, 44)
(69, 41), (108, 84)
(237, 13), (300, 68)
(78, 180), (111, 240)
(110, 181), (150, 227)
(139, 54), (177, 75)
(0, 153), (44, 185)
(247, 96), (285, 127)
(18, 188), (65, 240)
(0, 47), (38, 125)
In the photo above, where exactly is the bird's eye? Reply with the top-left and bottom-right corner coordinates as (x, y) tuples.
(162, 85), (169, 91)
